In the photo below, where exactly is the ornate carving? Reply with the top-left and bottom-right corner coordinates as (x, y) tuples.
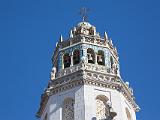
(96, 98), (109, 120)
(63, 98), (74, 120)
(51, 67), (56, 80)
(56, 62), (119, 79)
(37, 68), (139, 118)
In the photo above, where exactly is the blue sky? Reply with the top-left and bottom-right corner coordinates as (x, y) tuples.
(0, 0), (160, 119)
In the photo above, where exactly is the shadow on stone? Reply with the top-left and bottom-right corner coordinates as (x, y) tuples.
(92, 117), (96, 120)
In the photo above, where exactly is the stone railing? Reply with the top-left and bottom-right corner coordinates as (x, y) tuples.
(85, 63), (113, 74)
(56, 62), (118, 78)
(56, 63), (83, 78)
(61, 35), (81, 49)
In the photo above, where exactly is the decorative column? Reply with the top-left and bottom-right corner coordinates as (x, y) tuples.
(71, 52), (73, 66)
(81, 44), (88, 63)
(62, 53), (64, 69)
(95, 53), (98, 64)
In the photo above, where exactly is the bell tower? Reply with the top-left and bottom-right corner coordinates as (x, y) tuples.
(36, 21), (140, 120)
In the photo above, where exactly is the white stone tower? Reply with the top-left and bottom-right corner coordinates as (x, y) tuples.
(36, 21), (140, 120)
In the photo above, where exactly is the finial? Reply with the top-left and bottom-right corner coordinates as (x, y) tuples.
(104, 31), (108, 40)
(80, 7), (90, 22)
(110, 38), (113, 46)
(56, 42), (58, 47)
(125, 82), (130, 87)
(73, 27), (76, 32)
(70, 30), (73, 38)
(114, 47), (117, 52)
(59, 35), (63, 42)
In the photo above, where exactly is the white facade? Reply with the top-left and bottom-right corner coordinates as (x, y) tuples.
(41, 86), (85, 120)
(40, 85), (136, 120)
(37, 21), (139, 120)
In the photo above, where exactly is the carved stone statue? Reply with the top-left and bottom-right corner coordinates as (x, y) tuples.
(51, 67), (56, 80)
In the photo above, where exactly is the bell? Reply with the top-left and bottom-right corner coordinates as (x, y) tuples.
(88, 53), (93, 63)
(97, 55), (103, 63)
(74, 57), (80, 64)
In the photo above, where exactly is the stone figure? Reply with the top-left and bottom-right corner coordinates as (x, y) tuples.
(51, 67), (56, 80)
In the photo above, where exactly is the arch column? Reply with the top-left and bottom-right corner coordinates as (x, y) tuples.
(70, 52), (73, 66)
(62, 53), (64, 69)
(95, 53), (98, 65)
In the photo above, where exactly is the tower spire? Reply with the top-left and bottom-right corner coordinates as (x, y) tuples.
(70, 30), (73, 38)
(104, 31), (109, 40)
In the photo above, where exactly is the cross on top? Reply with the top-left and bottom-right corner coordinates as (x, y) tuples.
(80, 7), (90, 22)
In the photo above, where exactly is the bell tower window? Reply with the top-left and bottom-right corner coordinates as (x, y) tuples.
(63, 53), (71, 68)
(73, 49), (80, 65)
(97, 50), (105, 65)
(87, 48), (95, 64)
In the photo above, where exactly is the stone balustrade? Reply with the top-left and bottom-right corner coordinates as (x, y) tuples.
(56, 62), (118, 78)
(56, 63), (83, 78)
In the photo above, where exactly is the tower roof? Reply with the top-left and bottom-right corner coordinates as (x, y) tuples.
(77, 21), (92, 28)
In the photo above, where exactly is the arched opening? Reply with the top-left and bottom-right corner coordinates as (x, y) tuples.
(62, 98), (74, 120)
(97, 50), (105, 65)
(63, 53), (71, 68)
(110, 56), (114, 68)
(126, 108), (132, 120)
(96, 95), (109, 120)
(87, 48), (95, 64)
(73, 49), (80, 65)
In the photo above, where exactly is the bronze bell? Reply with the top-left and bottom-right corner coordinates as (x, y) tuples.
(97, 55), (103, 63)
(88, 53), (94, 63)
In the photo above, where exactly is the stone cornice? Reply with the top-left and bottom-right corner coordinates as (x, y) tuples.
(36, 69), (139, 118)
(36, 93), (49, 118)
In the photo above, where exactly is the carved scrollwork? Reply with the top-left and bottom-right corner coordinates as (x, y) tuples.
(63, 98), (74, 120)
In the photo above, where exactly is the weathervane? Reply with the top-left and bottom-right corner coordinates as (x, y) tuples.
(80, 7), (90, 22)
